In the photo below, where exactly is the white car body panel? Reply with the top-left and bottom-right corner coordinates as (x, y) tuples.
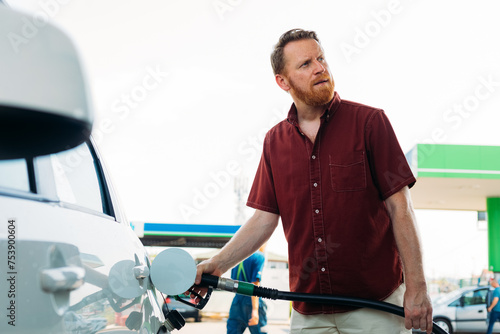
(0, 140), (166, 333)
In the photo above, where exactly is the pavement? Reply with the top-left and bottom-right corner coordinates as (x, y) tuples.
(178, 319), (290, 334)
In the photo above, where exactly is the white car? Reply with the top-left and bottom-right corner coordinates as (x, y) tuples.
(432, 285), (500, 333)
(0, 139), (171, 333)
(0, 5), (182, 333)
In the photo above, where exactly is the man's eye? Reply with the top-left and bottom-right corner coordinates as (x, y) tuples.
(301, 61), (309, 67)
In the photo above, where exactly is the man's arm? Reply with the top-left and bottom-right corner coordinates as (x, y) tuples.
(248, 280), (260, 326)
(385, 186), (433, 334)
(488, 297), (499, 312)
(194, 209), (279, 284)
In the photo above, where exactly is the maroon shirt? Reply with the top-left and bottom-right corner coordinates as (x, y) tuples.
(247, 92), (416, 314)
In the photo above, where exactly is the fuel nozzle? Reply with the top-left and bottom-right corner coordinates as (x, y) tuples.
(173, 274), (256, 311)
(198, 274), (279, 300)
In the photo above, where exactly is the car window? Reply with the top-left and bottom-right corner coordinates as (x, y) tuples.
(50, 142), (105, 213)
(0, 159), (30, 192)
(463, 289), (488, 306)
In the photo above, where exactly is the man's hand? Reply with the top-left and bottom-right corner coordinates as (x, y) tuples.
(403, 285), (433, 334)
(488, 296), (499, 313)
(194, 258), (224, 285)
(248, 309), (259, 326)
(186, 258), (224, 303)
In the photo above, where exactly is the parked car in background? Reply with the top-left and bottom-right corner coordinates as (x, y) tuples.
(430, 285), (500, 334)
(162, 294), (202, 322)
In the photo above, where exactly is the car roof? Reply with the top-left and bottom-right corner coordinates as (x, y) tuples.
(433, 285), (492, 305)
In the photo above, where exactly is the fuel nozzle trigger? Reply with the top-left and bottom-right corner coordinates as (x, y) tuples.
(176, 286), (213, 310)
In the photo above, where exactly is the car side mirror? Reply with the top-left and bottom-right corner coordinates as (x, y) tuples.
(0, 5), (93, 159)
(459, 296), (465, 307)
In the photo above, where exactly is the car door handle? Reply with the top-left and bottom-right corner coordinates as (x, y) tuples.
(40, 266), (85, 293)
(109, 259), (148, 299)
(479, 309), (484, 313)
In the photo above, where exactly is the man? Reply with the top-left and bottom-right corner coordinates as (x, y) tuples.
(487, 278), (500, 334)
(227, 246), (267, 334)
(194, 29), (432, 333)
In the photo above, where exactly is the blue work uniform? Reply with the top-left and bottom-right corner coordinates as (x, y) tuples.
(227, 251), (267, 334)
(487, 287), (500, 334)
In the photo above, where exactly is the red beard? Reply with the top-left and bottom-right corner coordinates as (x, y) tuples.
(290, 75), (335, 107)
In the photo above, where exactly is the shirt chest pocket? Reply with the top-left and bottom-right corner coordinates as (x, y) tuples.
(329, 151), (367, 192)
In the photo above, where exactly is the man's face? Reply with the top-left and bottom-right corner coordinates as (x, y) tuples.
(280, 39), (335, 107)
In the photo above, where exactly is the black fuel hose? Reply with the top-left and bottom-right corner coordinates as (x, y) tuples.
(200, 274), (447, 334)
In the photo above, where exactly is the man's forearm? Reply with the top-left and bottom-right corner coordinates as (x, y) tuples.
(386, 187), (426, 286)
(385, 186), (433, 333)
(251, 295), (259, 314)
(489, 297), (499, 311)
(205, 210), (278, 274)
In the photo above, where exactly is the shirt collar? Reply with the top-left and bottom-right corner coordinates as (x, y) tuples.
(287, 91), (341, 126)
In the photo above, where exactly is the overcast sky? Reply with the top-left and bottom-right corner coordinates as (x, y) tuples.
(9, 0), (500, 278)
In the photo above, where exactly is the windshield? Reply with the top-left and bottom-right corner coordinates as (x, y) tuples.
(432, 287), (470, 305)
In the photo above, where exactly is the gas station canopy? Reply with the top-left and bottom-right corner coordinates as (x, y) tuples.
(132, 222), (241, 248)
(406, 144), (500, 211)
(406, 144), (500, 272)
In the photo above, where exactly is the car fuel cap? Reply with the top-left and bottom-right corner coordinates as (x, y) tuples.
(150, 248), (197, 295)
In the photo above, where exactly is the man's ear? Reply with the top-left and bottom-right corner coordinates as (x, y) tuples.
(275, 74), (291, 92)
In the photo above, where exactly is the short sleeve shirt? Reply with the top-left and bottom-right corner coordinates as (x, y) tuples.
(493, 288), (500, 312)
(247, 92), (416, 314)
(231, 251), (265, 283)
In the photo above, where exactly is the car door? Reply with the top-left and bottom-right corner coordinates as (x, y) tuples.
(455, 287), (490, 332)
(0, 140), (165, 333)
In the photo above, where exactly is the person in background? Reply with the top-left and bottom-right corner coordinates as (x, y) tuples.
(487, 278), (500, 334)
(227, 245), (267, 334)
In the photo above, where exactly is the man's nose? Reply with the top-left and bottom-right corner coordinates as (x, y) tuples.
(313, 60), (326, 74)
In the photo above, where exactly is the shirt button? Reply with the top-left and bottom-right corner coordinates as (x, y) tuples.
(321, 268), (326, 272)
(315, 209), (320, 214)
(312, 155), (316, 159)
(313, 183), (318, 187)
(318, 238), (322, 243)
